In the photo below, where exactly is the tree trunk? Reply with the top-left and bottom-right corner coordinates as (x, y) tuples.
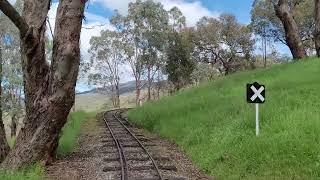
(273, 0), (307, 59)
(113, 79), (120, 108)
(147, 64), (151, 101)
(157, 72), (160, 100)
(135, 79), (141, 107)
(10, 113), (17, 138)
(315, 0), (320, 57)
(0, 47), (10, 163)
(262, 33), (267, 68)
(116, 83), (120, 108)
(111, 85), (115, 107)
(0, 0), (86, 170)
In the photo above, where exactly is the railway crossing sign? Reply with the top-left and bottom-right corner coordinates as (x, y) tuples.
(246, 82), (265, 103)
(246, 82), (265, 136)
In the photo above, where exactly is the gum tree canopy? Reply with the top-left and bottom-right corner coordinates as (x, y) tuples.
(0, 0), (86, 170)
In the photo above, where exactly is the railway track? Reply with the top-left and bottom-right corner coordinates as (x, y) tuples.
(102, 109), (184, 180)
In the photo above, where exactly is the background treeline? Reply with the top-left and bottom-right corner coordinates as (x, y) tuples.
(83, 0), (320, 108)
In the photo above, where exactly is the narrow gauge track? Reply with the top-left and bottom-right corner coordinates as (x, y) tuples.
(103, 110), (164, 180)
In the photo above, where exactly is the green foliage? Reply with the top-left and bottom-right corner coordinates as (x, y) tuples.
(57, 111), (95, 155)
(165, 32), (195, 90)
(0, 164), (44, 180)
(128, 59), (320, 179)
(0, 0), (24, 128)
(194, 14), (255, 75)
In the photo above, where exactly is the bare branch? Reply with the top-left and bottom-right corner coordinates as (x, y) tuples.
(82, 23), (108, 29)
(0, 0), (29, 37)
(46, 17), (54, 39)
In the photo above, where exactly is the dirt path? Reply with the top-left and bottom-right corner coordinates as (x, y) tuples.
(46, 112), (213, 180)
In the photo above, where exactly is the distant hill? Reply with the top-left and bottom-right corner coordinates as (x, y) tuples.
(77, 80), (147, 95)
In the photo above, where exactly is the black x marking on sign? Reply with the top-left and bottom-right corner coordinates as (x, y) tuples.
(246, 82), (265, 104)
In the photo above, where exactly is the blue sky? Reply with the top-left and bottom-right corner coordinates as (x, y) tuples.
(195, 0), (254, 24)
(84, 0), (254, 24)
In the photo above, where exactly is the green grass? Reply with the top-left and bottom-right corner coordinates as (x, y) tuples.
(57, 111), (96, 155)
(128, 58), (320, 180)
(0, 164), (44, 180)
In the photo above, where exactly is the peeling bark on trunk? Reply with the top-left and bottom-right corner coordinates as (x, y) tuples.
(315, 0), (320, 57)
(273, 0), (307, 59)
(0, 0), (86, 170)
(0, 48), (10, 163)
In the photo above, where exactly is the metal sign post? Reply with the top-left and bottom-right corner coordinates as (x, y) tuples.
(255, 103), (259, 136)
(247, 82), (265, 137)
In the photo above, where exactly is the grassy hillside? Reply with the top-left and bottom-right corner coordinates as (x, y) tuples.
(128, 59), (320, 179)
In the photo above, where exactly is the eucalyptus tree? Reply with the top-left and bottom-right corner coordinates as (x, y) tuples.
(0, 14), (9, 163)
(272, 0), (307, 59)
(0, 0), (23, 161)
(2, 40), (23, 138)
(0, 0), (86, 169)
(194, 14), (254, 75)
(88, 30), (124, 108)
(165, 31), (195, 91)
(0, 47), (9, 163)
(128, 0), (169, 101)
(110, 10), (145, 106)
(0, 7), (23, 138)
(194, 16), (223, 67)
(168, 6), (186, 31)
(252, 0), (313, 59)
(165, 7), (195, 91)
(218, 13), (255, 74)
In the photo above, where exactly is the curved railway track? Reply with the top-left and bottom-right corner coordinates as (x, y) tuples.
(102, 109), (166, 180)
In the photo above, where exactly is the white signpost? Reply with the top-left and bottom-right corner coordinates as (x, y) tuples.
(247, 82), (265, 136)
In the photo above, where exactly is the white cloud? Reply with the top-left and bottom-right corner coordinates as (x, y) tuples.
(160, 0), (220, 26)
(90, 0), (220, 26)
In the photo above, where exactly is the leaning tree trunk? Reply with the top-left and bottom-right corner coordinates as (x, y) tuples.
(0, 47), (10, 163)
(315, 0), (320, 57)
(0, 0), (86, 170)
(273, 0), (307, 59)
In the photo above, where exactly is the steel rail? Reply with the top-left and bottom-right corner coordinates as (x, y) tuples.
(113, 113), (164, 180)
(103, 112), (128, 180)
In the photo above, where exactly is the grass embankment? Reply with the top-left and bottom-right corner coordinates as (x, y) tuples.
(0, 111), (95, 180)
(57, 111), (95, 155)
(128, 59), (320, 179)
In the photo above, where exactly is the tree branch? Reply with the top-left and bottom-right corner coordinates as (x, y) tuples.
(0, 0), (29, 37)
(46, 17), (54, 39)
